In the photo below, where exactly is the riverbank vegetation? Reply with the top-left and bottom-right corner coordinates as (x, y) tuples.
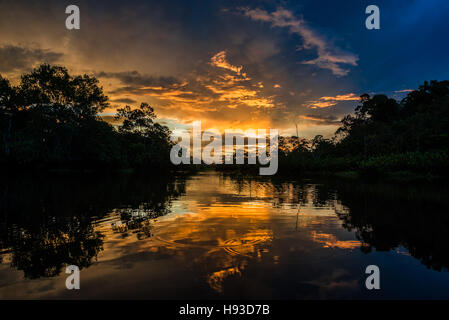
(278, 80), (449, 179)
(1, 64), (448, 178)
(0, 64), (172, 172)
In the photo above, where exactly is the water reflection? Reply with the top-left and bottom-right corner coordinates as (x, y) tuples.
(0, 171), (449, 299)
(333, 181), (449, 271)
(0, 173), (187, 279)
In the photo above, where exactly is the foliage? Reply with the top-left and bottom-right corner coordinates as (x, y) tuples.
(0, 64), (172, 171)
(280, 80), (449, 177)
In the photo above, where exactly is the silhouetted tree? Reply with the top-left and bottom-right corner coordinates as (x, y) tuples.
(277, 81), (449, 176)
(0, 64), (173, 170)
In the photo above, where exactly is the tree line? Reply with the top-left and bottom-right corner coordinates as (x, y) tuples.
(0, 64), (172, 171)
(1, 64), (448, 176)
(279, 80), (449, 178)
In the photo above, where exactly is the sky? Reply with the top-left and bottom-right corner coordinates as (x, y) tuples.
(0, 0), (448, 138)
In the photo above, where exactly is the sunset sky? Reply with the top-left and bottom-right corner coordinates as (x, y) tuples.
(1, 0), (448, 137)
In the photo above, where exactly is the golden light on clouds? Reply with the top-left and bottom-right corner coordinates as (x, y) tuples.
(99, 50), (280, 131)
(306, 93), (360, 109)
(0, 3), (368, 139)
(320, 93), (360, 101)
(210, 51), (244, 75)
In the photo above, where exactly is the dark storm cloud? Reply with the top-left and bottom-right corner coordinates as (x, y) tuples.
(111, 98), (138, 104)
(0, 45), (63, 73)
(96, 71), (183, 88)
(302, 114), (341, 125)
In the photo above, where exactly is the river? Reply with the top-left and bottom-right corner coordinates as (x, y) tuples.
(1, 170), (449, 299)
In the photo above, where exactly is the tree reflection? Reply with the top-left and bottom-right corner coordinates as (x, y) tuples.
(111, 176), (186, 240)
(0, 172), (187, 278)
(2, 217), (104, 279)
(227, 173), (449, 272)
(332, 181), (449, 271)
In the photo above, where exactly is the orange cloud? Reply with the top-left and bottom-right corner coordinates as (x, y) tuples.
(210, 51), (243, 74)
(319, 93), (360, 101)
(306, 93), (359, 109)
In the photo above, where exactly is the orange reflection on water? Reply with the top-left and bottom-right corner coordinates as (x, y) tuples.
(311, 231), (361, 250)
(92, 172), (361, 294)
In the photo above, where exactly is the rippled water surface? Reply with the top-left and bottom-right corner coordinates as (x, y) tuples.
(1, 171), (449, 299)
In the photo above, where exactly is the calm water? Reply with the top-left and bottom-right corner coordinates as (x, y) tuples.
(1, 170), (449, 299)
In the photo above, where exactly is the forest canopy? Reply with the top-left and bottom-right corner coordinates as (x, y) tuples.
(278, 80), (449, 177)
(0, 64), (172, 170)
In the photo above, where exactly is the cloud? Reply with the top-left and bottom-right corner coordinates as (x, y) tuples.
(98, 70), (195, 108)
(97, 71), (183, 88)
(210, 51), (243, 75)
(111, 98), (137, 104)
(306, 93), (360, 109)
(299, 114), (341, 125)
(308, 101), (338, 109)
(204, 51), (275, 109)
(104, 51), (276, 112)
(319, 93), (360, 101)
(0, 45), (63, 73)
(97, 51), (279, 131)
(239, 7), (358, 76)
